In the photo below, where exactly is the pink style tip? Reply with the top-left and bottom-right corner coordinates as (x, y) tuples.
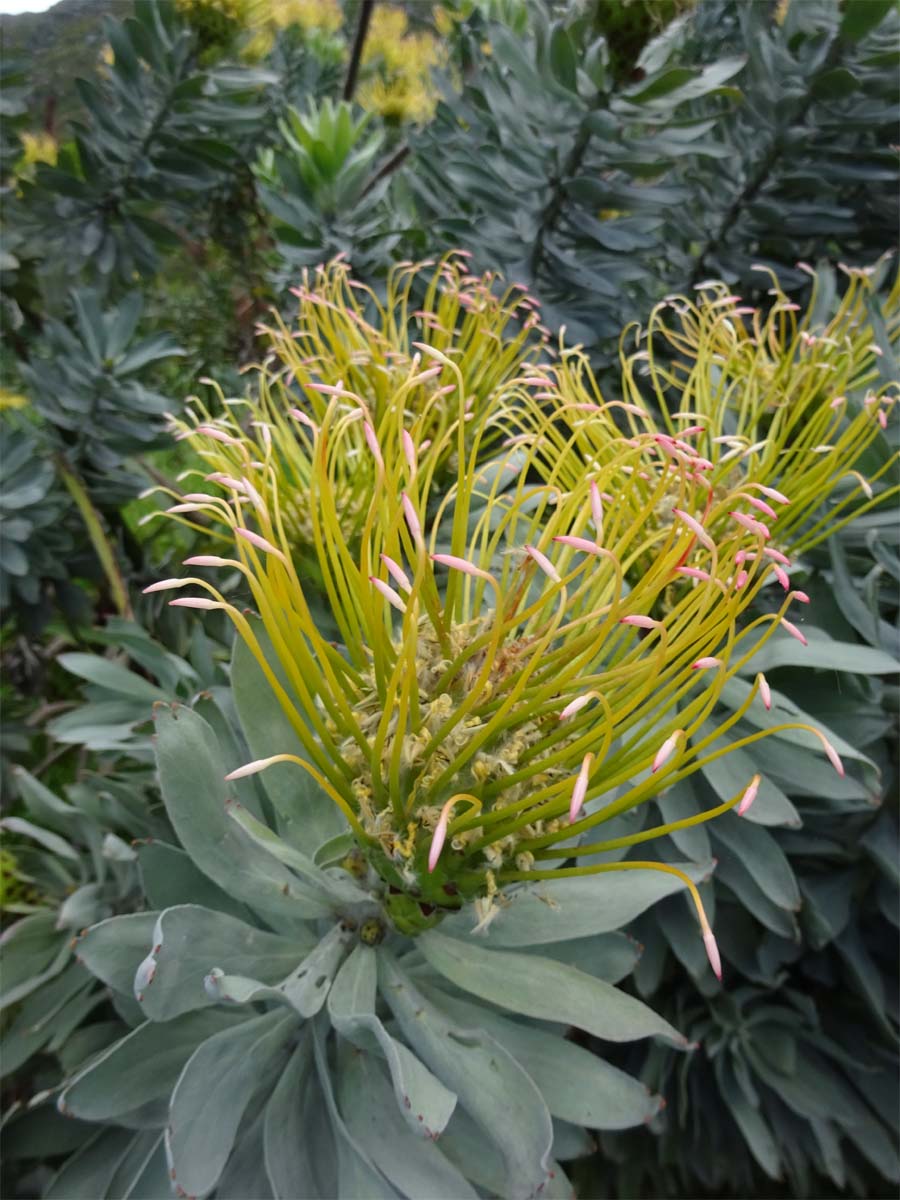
(780, 616), (808, 646)
(402, 429), (417, 474)
(730, 511), (771, 539)
(758, 673), (772, 711)
(703, 928), (723, 981)
(168, 597), (221, 610)
(590, 481), (604, 536)
(380, 554), (412, 594)
(671, 509), (715, 552)
(559, 694), (593, 721)
(431, 553), (494, 583)
(427, 814), (449, 873)
(620, 615), (660, 630)
(363, 421), (384, 469)
(225, 756), (280, 781)
(568, 753), (594, 824)
(236, 528), (284, 559)
(738, 775), (761, 817)
(524, 544), (561, 583)
(369, 577), (407, 614)
(815, 731), (845, 778)
(553, 535), (603, 555)
(652, 731), (681, 773)
(692, 657), (723, 670)
(143, 578), (183, 594)
(401, 492), (423, 543)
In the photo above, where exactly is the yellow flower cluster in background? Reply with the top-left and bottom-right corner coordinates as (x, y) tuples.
(359, 5), (445, 124)
(270, 0), (343, 34)
(18, 131), (58, 171)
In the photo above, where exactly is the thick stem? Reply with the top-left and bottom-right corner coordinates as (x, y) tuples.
(690, 34), (843, 285)
(361, 142), (410, 199)
(530, 121), (594, 279)
(343, 0), (375, 102)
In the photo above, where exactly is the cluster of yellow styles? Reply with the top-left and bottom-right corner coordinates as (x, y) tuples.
(145, 254), (898, 964)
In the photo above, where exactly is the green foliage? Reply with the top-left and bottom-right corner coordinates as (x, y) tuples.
(19, 0), (273, 284)
(20, 290), (183, 499)
(409, 5), (745, 349)
(0, 423), (88, 617)
(2, 2), (899, 1196)
(677, 0), (900, 292)
(254, 95), (401, 281)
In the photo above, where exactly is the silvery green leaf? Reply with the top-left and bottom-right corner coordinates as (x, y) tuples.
(441, 861), (713, 946)
(743, 630), (900, 675)
(329, 945), (457, 1138)
(314, 831), (357, 867)
(57, 884), (106, 931)
(206, 924), (352, 1018)
(137, 841), (252, 921)
(59, 1010), (243, 1122)
(744, 735), (872, 804)
(715, 850), (798, 941)
(711, 814), (800, 912)
(380, 952), (554, 1200)
(551, 1118), (595, 1160)
(102, 832), (137, 862)
(521, 932), (639, 983)
(420, 931), (686, 1045)
(1, 963), (93, 1077)
(231, 619), (346, 852)
(700, 742), (800, 828)
(106, 1130), (169, 1200)
(134, 904), (315, 1020)
(337, 1046), (477, 1199)
(657, 779), (711, 860)
(0, 817), (79, 861)
(311, 1020), (401, 1199)
(264, 1034), (334, 1200)
(10, 769), (76, 834)
(421, 984), (662, 1130)
(166, 1009), (298, 1199)
(810, 1117), (847, 1190)
(226, 800), (368, 908)
(44, 1127), (136, 1199)
(0, 911), (62, 1006)
(718, 677), (874, 770)
(75, 912), (159, 996)
(719, 1062), (782, 1181)
(216, 1112), (273, 1200)
(56, 652), (167, 702)
(154, 705), (332, 925)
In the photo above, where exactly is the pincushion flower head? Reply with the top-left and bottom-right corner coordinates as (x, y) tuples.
(523, 260), (898, 577)
(161, 254), (547, 572)
(147, 336), (846, 970)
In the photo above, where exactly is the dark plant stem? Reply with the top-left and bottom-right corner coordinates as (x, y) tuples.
(690, 36), (843, 285)
(361, 142), (410, 199)
(343, 0), (375, 102)
(529, 117), (596, 280)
